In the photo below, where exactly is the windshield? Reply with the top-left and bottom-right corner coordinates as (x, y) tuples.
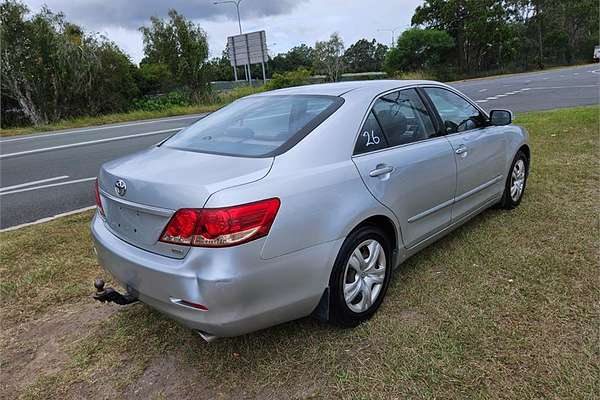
(164, 95), (343, 157)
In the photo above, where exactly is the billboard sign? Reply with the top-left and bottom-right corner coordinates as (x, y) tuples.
(227, 30), (268, 67)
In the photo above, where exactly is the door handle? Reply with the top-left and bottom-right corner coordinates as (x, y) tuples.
(455, 144), (468, 157)
(369, 165), (394, 177)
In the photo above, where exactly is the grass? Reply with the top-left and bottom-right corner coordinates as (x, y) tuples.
(1, 105), (598, 399)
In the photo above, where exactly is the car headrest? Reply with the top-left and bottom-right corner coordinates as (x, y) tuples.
(377, 110), (407, 138)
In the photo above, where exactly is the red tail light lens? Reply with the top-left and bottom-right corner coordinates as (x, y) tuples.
(160, 198), (280, 247)
(94, 178), (105, 216)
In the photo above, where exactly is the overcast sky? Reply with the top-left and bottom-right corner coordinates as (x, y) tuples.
(24, 0), (423, 63)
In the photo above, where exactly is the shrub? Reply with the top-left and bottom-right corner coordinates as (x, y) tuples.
(136, 63), (174, 95)
(266, 68), (311, 90)
(132, 91), (190, 112)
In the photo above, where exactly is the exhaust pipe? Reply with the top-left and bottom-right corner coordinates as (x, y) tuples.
(197, 330), (218, 343)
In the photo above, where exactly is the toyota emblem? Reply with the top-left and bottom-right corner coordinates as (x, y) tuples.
(114, 179), (127, 196)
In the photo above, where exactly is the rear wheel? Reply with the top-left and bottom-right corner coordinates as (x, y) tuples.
(499, 150), (528, 209)
(328, 225), (392, 327)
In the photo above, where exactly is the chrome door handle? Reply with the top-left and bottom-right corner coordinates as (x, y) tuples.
(455, 144), (468, 157)
(369, 165), (394, 177)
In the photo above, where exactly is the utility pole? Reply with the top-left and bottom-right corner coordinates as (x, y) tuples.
(214, 0), (250, 81)
(378, 27), (403, 47)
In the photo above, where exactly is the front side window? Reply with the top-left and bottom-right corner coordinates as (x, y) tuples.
(165, 95), (340, 157)
(424, 87), (486, 134)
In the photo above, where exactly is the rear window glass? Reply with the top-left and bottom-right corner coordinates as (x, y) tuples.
(164, 95), (341, 157)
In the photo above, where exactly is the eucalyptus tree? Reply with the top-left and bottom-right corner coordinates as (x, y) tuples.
(313, 33), (345, 82)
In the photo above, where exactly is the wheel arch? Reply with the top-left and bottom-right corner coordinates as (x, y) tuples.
(518, 144), (531, 166)
(353, 214), (399, 254)
(311, 213), (401, 322)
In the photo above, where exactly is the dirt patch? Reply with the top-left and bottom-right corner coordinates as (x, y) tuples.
(119, 354), (213, 400)
(0, 302), (116, 399)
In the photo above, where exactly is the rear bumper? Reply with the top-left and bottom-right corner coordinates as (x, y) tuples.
(91, 212), (342, 337)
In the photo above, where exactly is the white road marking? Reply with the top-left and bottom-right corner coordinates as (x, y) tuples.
(0, 206), (97, 232)
(475, 99), (488, 103)
(592, 69), (600, 75)
(0, 128), (180, 159)
(485, 96), (500, 100)
(505, 91), (518, 95)
(0, 175), (69, 192)
(0, 114), (201, 143)
(496, 94), (508, 97)
(0, 177), (96, 196)
(528, 85), (599, 90)
(479, 88), (488, 92)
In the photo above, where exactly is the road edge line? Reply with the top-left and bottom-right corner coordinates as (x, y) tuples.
(0, 206), (96, 233)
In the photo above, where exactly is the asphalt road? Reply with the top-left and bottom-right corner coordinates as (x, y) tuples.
(1, 63), (598, 229)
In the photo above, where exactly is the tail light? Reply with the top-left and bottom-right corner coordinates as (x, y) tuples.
(160, 198), (280, 248)
(94, 178), (105, 216)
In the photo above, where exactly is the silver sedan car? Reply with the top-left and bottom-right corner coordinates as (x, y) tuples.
(91, 80), (530, 341)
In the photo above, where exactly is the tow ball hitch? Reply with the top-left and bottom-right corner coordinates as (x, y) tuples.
(92, 278), (138, 305)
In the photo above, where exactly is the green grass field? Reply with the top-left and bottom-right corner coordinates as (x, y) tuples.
(1, 106), (598, 399)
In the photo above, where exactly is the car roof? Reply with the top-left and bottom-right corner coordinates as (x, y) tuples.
(252, 80), (445, 98)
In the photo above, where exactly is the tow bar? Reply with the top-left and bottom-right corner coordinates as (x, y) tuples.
(92, 278), (138, 305)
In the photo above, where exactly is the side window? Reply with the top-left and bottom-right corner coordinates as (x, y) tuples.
(424, 87), (486, 134)
(372, 89), (436, 146)
(353, 110), (388, 155)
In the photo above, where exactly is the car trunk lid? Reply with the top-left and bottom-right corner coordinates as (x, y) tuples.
(98, 146), (273, 258)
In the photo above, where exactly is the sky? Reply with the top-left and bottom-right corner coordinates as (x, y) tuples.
(23, 0), (423, 64)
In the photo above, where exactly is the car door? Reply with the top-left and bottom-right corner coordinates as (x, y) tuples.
(352, 88), (457, 248)
(422, 87), (506, 222)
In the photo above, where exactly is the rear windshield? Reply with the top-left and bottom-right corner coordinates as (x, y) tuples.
(164, 95), (343, 157)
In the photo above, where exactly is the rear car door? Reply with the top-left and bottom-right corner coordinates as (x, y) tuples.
(352, 88), (457, 248)
(422, 87), (506, 221)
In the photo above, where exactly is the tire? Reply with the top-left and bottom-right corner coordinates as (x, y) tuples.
(498, 150), (528, 210)
(328, 225), (392, 327)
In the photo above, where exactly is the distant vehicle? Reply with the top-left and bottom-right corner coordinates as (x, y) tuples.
(594, 45), (600, 62)
(91, 80), (530, 341)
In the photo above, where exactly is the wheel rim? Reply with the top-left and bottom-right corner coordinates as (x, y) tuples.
(510, 159), (526, 202)
(343, 239), (386, 313)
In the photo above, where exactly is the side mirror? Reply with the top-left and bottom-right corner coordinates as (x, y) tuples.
(490, 109), (512, 126)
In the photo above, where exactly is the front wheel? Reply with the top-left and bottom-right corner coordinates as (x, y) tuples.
(499, 150), (528, 209)
(328, 225), (392, 327)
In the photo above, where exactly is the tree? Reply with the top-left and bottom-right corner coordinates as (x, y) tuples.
(1, 0), (138, 126)
(509, 0), (599, 66)
(412, 0), (598, 72)
(412, 0), (512, 72)
(343, 39), (388, 73)
(206, 51), (234, 82)
(384, 28), (454, 73)
(269, 44), (314, 74)
(313, 33), (345, 82)
(139, 9), (210, 100)
(136, 63), (174, 95)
